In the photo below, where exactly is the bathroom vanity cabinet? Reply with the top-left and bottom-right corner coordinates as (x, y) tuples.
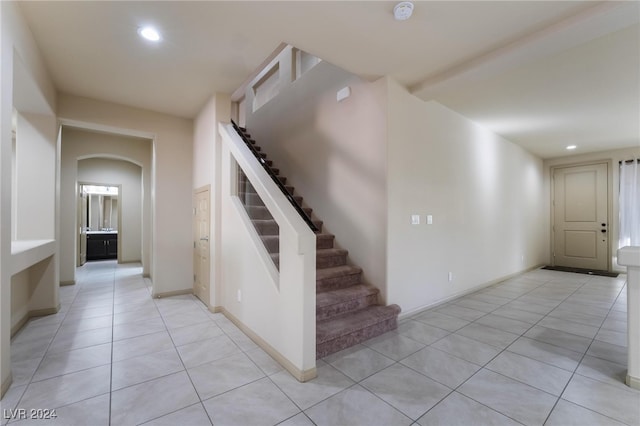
(86, 232), (118, 260)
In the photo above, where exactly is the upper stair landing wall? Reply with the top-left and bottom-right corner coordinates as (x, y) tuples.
(243, 53), (389, 303)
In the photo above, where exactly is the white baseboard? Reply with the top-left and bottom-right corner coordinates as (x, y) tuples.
(220, 307), (317, 382)
(399, 264), (544, 320)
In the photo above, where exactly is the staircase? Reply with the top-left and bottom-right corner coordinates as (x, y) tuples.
(234, 123), (401, 359)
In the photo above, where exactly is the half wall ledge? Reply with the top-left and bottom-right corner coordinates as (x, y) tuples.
(11, 239), (56, 275)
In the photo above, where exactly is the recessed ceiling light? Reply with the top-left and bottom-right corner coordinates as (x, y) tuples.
(566, 145), (577, 150)
(138, 26), (161, 42)
(394, 2), (414, 21)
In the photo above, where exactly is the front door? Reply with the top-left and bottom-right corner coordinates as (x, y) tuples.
(553, 163), (609, 270)
(193, 187), (210, 304)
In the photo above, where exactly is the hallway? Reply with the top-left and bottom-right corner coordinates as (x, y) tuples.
(1, 261), (638, 425)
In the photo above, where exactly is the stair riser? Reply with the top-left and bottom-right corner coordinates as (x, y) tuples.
(239, 193), (261, 206)
(316, 317), (398, 359)
(238, 193), (266, 208)
(246, 206), (276, 220)
(317, 271), (362, 292)
(262, 238), (279, 253)
(252, 221), (278, 236)
(316, 294), (378, 321)
(317, 237), (334, 250)
(317, 253), (348, 269)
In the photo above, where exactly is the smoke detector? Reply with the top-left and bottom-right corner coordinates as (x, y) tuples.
(394, 2), (414, 21)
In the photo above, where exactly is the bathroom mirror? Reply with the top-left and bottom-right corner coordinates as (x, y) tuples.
(83, 185), (119, 231)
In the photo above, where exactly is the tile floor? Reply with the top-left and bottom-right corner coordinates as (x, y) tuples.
(1, 261), (638, 425)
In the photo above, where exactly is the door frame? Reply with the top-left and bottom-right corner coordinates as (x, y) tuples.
(550, 160), (613, 271)
(193, 185), (211, 306)
(77, 182), (123, 265)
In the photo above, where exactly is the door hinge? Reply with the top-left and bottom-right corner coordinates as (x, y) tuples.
(193, 241), (196, 249)
(193, 208), (197, 215)
(194, 274), (196, 283)
(553, 252), (555, 257)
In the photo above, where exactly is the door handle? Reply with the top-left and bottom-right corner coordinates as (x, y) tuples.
(200, 237), (209, 241)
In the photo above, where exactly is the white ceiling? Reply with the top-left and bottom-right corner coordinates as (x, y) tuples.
(18, 1), (640, 159)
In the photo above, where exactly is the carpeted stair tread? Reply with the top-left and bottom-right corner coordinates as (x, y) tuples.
(316, 285), (380, 321)
(251, 219), (279, 235)
(317, 248), (347, 257)
(316, 265), (362, 281)
(260, 235), (279, 252)
(316, 248), (348, 269)
(317, 284), (378, 307)
(234, 123), (401, 359)
(316, 265), (363, 292)
(316, 304), (402, 345)
(316, 285), (379, 321)
(316, 233), (335, 249)
(246, 206), (277, 220)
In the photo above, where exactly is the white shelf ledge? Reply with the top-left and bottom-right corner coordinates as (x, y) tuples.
(11, 239), (56, 275)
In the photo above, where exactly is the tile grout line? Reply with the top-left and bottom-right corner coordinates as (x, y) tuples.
(8, 263), (86, 420)
(153, 292), (217, 425)
(399, 272), (595, 425)
(540, 275), (627, 424)
(540, 277), (634, 426)
(420, 273), (568, 424)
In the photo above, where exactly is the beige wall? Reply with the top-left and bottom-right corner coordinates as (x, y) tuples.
(1, 1), (58, 397)
(78, 157), (143, 263)
(10, 270), (29, 331)
(242, 60), (548, 315)
(193, 93), (230, 308)
(60, 128), (151, 282)
(57, 95), (193, 296)
(14, 112), (57, 240)
(544, 146), (640, 271)
(246, 61), (389, 300)
(386, 78), (547, 316)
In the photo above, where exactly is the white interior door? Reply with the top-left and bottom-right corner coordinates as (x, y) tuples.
(194, 188), (210, 304)
(553, 163), (609, 270)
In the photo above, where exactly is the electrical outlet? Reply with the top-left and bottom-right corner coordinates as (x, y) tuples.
(237, 289), (242, 302)
(427, 215), (433, 225)
(448, 272), (453, 282)
(411, 214), (420, 225)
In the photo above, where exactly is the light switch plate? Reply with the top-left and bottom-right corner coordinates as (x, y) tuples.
(411, 214), (420, 225)
(427, 215), (433, 225)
